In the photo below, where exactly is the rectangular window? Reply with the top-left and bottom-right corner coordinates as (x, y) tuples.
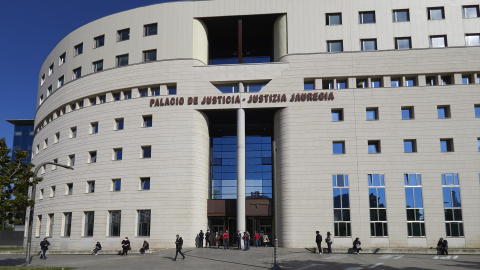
(361, 39), (377, 51)
(333, 174), (351, 237)
(49, 64), (54, 75)
(326, 13), (342, 25)
(78, 100), (84, 109)
(336, 80), (347, 89)
(332, 141), (345, 154)
(36, 215), (42, 237)
(64, 212), (72, 237)
(59, 52), (66, 66)
(69, 154), (75, 166)
(244, 82), (267, 92)
(94, 35), (105, 48)
(137, 210), (151, 236)
(143, 115), (153, 127)
(139, 88), (148, 97)
(89, 151), (97, 163)
(478, 138), (480, 151)
(93, 60), (103, 72)
(84, 211), (94, 237)
(366, 107), (378, 120)
(405, 77), (415, 87)
(140, 177), (151, 190)
(167, 85), (177, 95)
(72, 67), (81, 80)
(124, 91), (131, 99)
(109, 211), (121, 236)
(215, 84), (238, 93)
(428, 7), (445, 20)
(401, 106), (414, 120)
(393, 9), (409, 22)
(465, 34), (480, 46)
(142, 146), (152, 158)
(440, 139), (454, 152)
(113, 92), (121, 101)
(112, 179), (121, 191)
(113, 148), (123, 161)
(66, 183), (73, 195)
(151, 87), (160, 96)
(475, 105), (480, 117)
(440, 75), (451, 85)
(368, 140), (381, 154)
(99, 95), (106, 104)
(58, 76), (64, 87)
(54, 132), (60, 144)
(368, 174), (388, 237)
(41, 74), (45, 85)
(40, 189), (44, 200)
(430, 35), (447, 48)
(115, 118), (124, 130)
(462, 75), (472, 84)
(143, 49), (157, 62)
(327, 40), (343, 52)
(437, 105), (451, 118)
(87, 181), (95, 193)
(304, 81), (314, 90)
(391, 78), (401, 87)
(70, 127), (77, 138)
(90, 97), (96, 106)
(74, 43), (83, 56)
(323, 80), (334, 89)
(404, 139), (417, 153)
(395, 37), (412, 49)
(371, 79), (381, 88)
(116, 54), (129, 67)
(404, 173), (425, 237)
(90, 122), (99, 134)
(331, 108), (344, 121)
(50, 186), (56, 197)
(144, 23), (158, 36)
(441, 173), (463, 237)
(47, 214), (54, 237)
(426, 76), (436, 86)
(117, 28), (130, 41)
(47, 85), (53, 96)
(43, 138), (48, 149)
(463, 5), (479, 18)
(359, 11), (376, 23)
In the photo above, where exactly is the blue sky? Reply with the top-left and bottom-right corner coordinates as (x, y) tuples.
(0, 0), (180, 149)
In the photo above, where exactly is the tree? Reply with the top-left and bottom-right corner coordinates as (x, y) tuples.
(0, 137), (38, 227)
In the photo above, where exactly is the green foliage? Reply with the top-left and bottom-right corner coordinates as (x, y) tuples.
(0, 137), (38, 226)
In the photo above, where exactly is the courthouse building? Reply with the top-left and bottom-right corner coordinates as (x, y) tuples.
(29, 0), (480, 251)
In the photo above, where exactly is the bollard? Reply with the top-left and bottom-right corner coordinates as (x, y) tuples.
(272, 238), (280, 270)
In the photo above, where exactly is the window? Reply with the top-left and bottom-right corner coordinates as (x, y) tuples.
(69, 154), (75, 166)
(36, 215), (42, 237)
(404, 173), (425, 237)
(124, 91), (132, 99)
(326, 13), (342, 25)
(440, 139), (454, 152)
(63, 212), (72, 237)
(441, 173), (464, 237)
(368, 140), (381, 154)
(115, 118), (124, 130)
(244, 82), (267, 92)
(304, 81), (314, 90)
(143, 49), (157, 62)
(40, 165), (46, 175)
(437, 105), (451, 118)
(323, 80), (334, 89)
(43, 138), (48, 149)
(72, 67), (81, 80)
(58, 76), (64, 87)
(47, 85), (52, 97)
(53, 132), (60, 144)
(112, 179), (121, 191)
(137, 210), (151, 236)
(87, 181), (95, 193)
(143, 115), (152, 127)
(404, 139), (417, 153)
(99, 95), (106, 104)
(66, 183), (73, 195)
(113, 92), (121, 101)
(40, 189), (44, 200)
(139, 88), (148, 97)
(336, 80), (347, 89)
(359, 11), (375, 23)
(463, 5), (479, 18)
(393, 9), (409, 22)
(50, 186), (56, 197)
(59, 52), (66, 66)
(395, 37), (412, 49)
(142, 146), (152, 158)
(117, 28), (130, 41)
(405, 77), (415, 87)
(47, 214), (54, 237)
(331, 108), (344, 121)
(391, 78), (401, 87)
(94, 35), (105, 48)
(78, 100), (84, 109)
(151, 87), (160, 96)
(215, 84), (238, 93)
(74, 43), (83, 56)
(475, 104), (480, 117)
(84, 211), (94, 237)
(144, 23), (157, 36)
(52, 158), (57, 171)
(327, 40), (343, 52)
(426, 76), (436, 86)
(465, 34), (480, 46)
(361, 39), (377, 51)
(440, 75), (451, 85)
(366, 107), (378, 120)
(116, 54), (129, 67)
(39, 95), (44, 105)
(140, 177), (150, 190)
(332, 141), (345, 154)
(93, 60), (103, 72)
(368, 174), (388, 237)
(478, 138), (480, 151)
(89, 151), (97, 163)
(109, 211), (121, 236)
(49, 64), (54, 75)
(167, 85), (177, 95)
(428, 7), (445, 20)
(113, 148), (123, 161)
(41, 74), (45, 85)
(401, 107), (414, 120)
(462, 75), (472, 84)
(371, 79), (381, 88)
(333, 174), (351, 237)
(90, 122), (99, 134)
(430, 35), (447, 48)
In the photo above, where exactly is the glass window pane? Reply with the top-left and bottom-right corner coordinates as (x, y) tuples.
(342, 188), (350, 208)
(451, 187), (461, 207)
(444, 209), (453, 221)
(333, 188), (341, 208)
(375, 222), (384, 236)
(431, 36), (446, 48)
(451, 222), (460, 236)
(430, 8), (444, 19)
(378, 209), (387, 221)
(397, 38), (411, 49)
(416, 209), (424, 221)
(334, 209), (342, 221)
(329, 14), (341, 25)
(362, 40), (376, 51)
(342, 209), (350, 221)
(395, 10), (409, 22)
(443, 187), (452, 207)
(377, 188), (386, 207)
(366, 110), (376, 120)
(370, 209), (378, 221)
(337, 175), (344, 187)
(406, 209), (415, 221)
(466, 34), (480, 46)
(414, 187), (423, 208)
(412, 222), (421, 236)
(453, 209), (463, 221)
(369, 188), (377, 207)
(446, 173), (454, 185)
(328, 41), (343, 52)
(407, 223), (413, 236)
(405, 188), (414, 208)
(333, 142), (344, 154)
(404, 141), (413, 152)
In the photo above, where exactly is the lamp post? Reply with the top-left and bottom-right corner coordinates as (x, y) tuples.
(25, 162), (73, 265)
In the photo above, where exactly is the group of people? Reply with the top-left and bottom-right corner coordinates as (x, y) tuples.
(194, 229), (270, 250)
(437, 238), (449, 255)
(315, 231), (333, 254)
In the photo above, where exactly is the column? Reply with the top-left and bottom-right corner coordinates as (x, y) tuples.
(237, 108), (246, 234)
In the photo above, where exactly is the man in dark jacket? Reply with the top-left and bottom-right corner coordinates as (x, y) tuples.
(315, 231), (322, 254)
(40, 238), (50, 259)
(199, 230), (204, 248)
(205, 230), (211, 247)
(174, 234), (185, 261)
(121, 237), (130, 256)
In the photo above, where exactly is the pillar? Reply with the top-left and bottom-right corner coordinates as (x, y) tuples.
(237, 108), (246, 234)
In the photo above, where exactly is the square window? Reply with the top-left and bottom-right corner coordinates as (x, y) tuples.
(143, 115), (153, 127)
(462, 75), (472, 84)
(332, 109), (344, 121)
(368, 140), (381, 154)
(371, 79), (381, 88)
(336, 80), (347, 89)
(327, 40), (343, 52)
(143, 49), (157, 62)
(167, 85), (177, 95)
(437, 105), (451, 118)
(99, 95), (106, 104)
(463, 5), (479, 18)
(140, 177), (150, 190)
(94, 35), (105, 48)
(58, 76), (64, 88)
(323, 80), (334, 89)
(151, 87), (160, 96)
(326, 13), (342, 25)
(405, 77), (416, 87)
(116, 54), (129, 67)
(393, 9), (410, 22)
(144, 23), (158, 36)
(70, 127), (77, 138)
(93, 60), (103, 72)
(59, 52), (66, 66)
(361, 39), (377, 51)
(440, 139), (454, 152)
(113, 92), (121, 101)
(87, 181), (95, 193)
(74, 43), (83, 56)
(426, 76), (436, 86)
(117, 28), (130, 41)
(465, 34), (480, 46)
(139, 88), (148, 97)
(401, 106), (414, 119)
(90, 122), (99, 134)
(112, 179), (121, 191)
(90, 97), (96, 106)
(115, 118), (124, 130)
(428, 7), (445, 20)
(366, 108), (378, 120)
(49, 64), (54, 75)
(89, 151), (97, 163)
(440, 76), (451, 85)
(66, 183), (73, 195)
(359, 11), (376, 23)
(72, 67), (82, 80)
(475, 105), (480, 117)
(113, 148), (123, 161)
(142, 146), (152, 158)
(430, 35), (447, 48)
(391, 78), (401, 87)
(124, 91), (132, 99)
(333, 141), (345, 154)
(404, 140), (417, 153)
(395, 37), (412, 49)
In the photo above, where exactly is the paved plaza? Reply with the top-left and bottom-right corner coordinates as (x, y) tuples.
(1, 247), (479, 270)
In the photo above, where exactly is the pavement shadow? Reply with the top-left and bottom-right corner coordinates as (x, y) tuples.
(182, 254), (269, 269)
(0, 257), (24, 266)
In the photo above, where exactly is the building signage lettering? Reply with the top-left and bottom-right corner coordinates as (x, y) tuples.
(150, 92), (334, 107)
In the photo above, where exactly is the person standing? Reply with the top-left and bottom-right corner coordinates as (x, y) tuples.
(326, 232), (333, 254)
(39, 237), (50, 260)
(216, 231), (222, 249)
(263, 234), (269, 247)
(442, 239), (448, 255)
(199, 230), (204, 248)
(92, 241), (102, 255)
(244, 231), (250, 251)
(353, 237), (362, 255)
(315, 231), (322, 254)
(174, 234), (185, 261)
(121, 237), (130, 256)
(236, 231), (242, 250)
(205, 230), (211, 248)
(254, 231), (260, 247)
(223, 230), (229, 249)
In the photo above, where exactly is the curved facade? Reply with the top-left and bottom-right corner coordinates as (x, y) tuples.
(30, 0), (480, 251)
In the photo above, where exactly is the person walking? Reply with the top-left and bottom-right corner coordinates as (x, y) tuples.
(315, 231), (322, 254)
(92, 241), (102, 255)
(263, 234), (269, 247)
(121, 237), (130, 256)
(174, 234), (185, 261)
(39, 237), (50, 260)
(326, 232), (333, 254)
(140, 240), (149, 255)
(236, 231), (242, 250)
(223, 230), (229, 249)
(353, 237), (362, 255)
(216, 231), (222, 249)
(205, 230), (211, 248)
(254, 231), (260, 247)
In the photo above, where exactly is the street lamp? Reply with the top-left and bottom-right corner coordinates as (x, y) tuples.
(25, 162), (73, 265)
